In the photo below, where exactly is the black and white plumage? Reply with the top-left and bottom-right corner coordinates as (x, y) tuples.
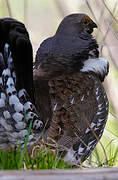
(0, 14), (109, 165)
(0, 41), (43, 149)
(0, 18), (35, 103)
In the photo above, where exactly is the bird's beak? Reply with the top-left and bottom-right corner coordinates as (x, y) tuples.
(91, 20), (97, 29)
(87, 20), (97, 34)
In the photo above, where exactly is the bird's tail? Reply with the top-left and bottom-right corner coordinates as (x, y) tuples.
(0, 43), (43, 149)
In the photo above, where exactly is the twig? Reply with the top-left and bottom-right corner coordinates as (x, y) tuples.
(5, 0), (12, 17)
(95, 4), (105, 39)
(54, 0), (68, 17)
(100, 2), (117, 55)
(24, 0), (28, 26)
(85, 0), (118, 70)
(102, 0), (118, 24)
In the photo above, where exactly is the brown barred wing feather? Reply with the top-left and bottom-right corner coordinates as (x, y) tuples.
(45, 72), (108, 164)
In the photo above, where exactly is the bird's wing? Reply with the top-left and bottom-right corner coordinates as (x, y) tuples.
(45, 72), (109, 164)
(0, 18), (43, 149)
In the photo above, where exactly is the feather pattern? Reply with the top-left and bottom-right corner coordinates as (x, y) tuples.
(0, 44), (43, 149)
(44, 71), (109, 164)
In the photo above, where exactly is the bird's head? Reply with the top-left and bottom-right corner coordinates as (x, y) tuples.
(34, 13), (105, 81)
(56, 13), (97, 38)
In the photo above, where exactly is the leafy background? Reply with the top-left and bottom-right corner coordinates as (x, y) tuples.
(0, 0), (118, 167)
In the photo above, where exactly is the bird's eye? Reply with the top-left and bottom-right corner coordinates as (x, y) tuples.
(82, 16), (91, 25)
(83, 19), (89, 25)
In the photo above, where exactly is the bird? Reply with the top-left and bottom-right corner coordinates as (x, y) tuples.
(0, 14), (109, 165)
(34, 13), (109, 164)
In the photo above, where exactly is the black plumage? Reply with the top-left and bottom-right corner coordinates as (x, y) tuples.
(0, 18), (34, 103)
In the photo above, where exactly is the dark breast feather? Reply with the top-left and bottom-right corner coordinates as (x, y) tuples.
(35, 35), (99, 73)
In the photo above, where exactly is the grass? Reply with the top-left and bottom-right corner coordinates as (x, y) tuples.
(0, 114), (118, 169)
(88, 129), (118, 167)
(0, 118), (72, 170)
(88, 146), (118, 167)
(1, 137), (118, 169)
(1, 130), (118, 170)
(0, 145), (72, 170)
(18, 118), (33, 169)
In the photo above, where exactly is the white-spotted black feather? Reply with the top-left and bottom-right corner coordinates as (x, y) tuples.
(0, 44), (43, 149)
